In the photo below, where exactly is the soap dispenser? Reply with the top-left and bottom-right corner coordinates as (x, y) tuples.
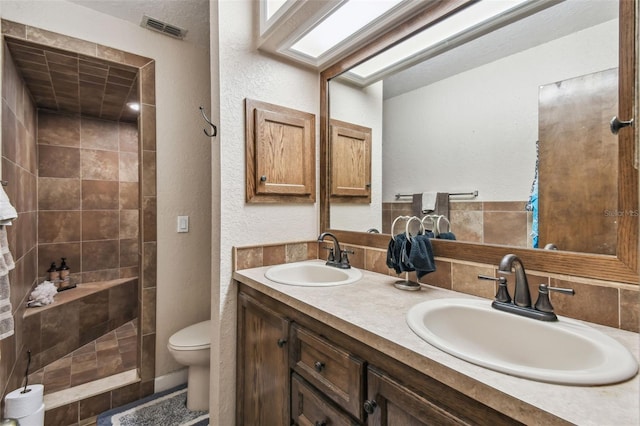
(47, 262), (59, 284)
(57, 258), (75, 292)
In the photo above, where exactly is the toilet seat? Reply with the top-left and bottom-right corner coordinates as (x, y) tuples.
(168, 320), (211, 351)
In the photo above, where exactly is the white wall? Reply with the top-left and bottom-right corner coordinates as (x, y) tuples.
(212, 1), (319, 424)
(0, 0), (212, 378)
(383, 19), (618, 202)
(329, 80), (383, 232)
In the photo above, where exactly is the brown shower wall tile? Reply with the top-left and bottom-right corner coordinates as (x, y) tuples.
(120, 182), (139, 209)
(38, 211), (81, 243)
(38, 177), (81, 210)
(81, 148), (119, 180)
(38, 145), (81, 178)
(81, 117), (119, 150)
(82, 240), (119, 272)
(119, 122), (138, 153)
(120, 152), (139, 182)
(141, 104), (156, 151)
(82, 180), (119, 210)
(82, 210), (119, 241)
(38, 110), (80, 146)
(141, 150), (156, 196)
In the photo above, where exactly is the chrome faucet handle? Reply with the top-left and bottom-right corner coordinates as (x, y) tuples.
(478, 275), (511, 303)
(322, 246), (335, 262)
(534, 284), (575, 313)
(339, 249), (354, 268)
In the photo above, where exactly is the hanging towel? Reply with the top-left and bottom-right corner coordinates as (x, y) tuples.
(0, 185), (17, 225)
(387, 233), (416, 274)
(408, 233), (436, 278)
(412, 192), (450, 218)
(0, 226), (16, 340)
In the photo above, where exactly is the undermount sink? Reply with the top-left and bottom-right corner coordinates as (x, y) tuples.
(406, 298), (638, 385)
(265, 261), (362, 287)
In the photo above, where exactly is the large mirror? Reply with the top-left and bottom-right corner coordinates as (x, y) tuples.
(320, 0), (638, 283)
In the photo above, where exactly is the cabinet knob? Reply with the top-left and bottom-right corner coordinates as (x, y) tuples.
(610, 116), (634, 134)
(314, 361), (325, 372)
(363, 399), (378, 414)
(314, 421), (327, 426)
(276, 338), (287, 348)
(260, 175), (267, 182)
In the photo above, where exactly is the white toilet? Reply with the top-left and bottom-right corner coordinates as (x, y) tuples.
(167, 320), (211, 411)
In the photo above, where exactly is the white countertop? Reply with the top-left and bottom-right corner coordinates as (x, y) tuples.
(234, 260), (640, 426)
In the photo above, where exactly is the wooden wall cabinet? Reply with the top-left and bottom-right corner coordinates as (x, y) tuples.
(237, 285), (517, 426)
(330, 119), (372, 203)
(245, 98), (316, 203)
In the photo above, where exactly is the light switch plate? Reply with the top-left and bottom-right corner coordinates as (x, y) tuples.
(177, 216), (189, 233)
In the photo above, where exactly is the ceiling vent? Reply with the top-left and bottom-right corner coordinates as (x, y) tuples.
(141, 15), (187, 40)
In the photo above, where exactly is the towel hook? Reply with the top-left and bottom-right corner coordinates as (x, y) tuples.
(199, 106), (217, 137)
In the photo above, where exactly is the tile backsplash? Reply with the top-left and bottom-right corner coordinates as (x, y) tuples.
(235, 240), (639, 333)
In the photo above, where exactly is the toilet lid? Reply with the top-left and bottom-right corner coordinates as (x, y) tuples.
(169, 320), (211, 348)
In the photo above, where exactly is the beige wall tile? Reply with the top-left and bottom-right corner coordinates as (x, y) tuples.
(452, 263), (495, 298)
(550, 279), (619, 327)
(620, 288), (639, 332)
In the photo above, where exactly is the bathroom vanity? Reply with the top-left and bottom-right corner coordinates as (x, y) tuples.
(234, 263), (639, 425)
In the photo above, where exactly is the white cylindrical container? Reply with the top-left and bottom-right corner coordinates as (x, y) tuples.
(3, 384), (44, 426)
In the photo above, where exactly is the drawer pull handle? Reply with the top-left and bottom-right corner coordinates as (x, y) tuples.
(276, 338), (287, 348)
(314, 421), (327, 426)
(314, 361), (325, 372)
(364, 399), (378, 414)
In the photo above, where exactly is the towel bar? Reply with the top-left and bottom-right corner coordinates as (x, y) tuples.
(395, 190), (478, 200)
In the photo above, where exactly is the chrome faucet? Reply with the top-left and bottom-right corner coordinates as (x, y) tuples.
(478, 254), (575, 321)
(317, 232), (352, 269)
(499, 254), (531, 307)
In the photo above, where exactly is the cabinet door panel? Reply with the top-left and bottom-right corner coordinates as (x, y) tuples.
(366, 367), (467, 426)
(256, 109), (312, 195)
(237, 293), (290, 426)
(330, 119), (372, 201)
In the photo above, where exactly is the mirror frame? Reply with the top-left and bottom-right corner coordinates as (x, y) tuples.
(320, 0), (638, 284)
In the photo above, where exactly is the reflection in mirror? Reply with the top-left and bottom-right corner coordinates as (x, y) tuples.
(329, 0), (619, 255)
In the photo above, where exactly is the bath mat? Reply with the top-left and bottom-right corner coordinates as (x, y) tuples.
(96, 385), (209, 426)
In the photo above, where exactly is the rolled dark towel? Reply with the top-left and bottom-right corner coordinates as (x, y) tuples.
(436, 232), (456, 240)
(408, 233), (436, 278)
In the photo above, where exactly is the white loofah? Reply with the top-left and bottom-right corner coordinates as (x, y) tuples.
(27, 281), (58, 307)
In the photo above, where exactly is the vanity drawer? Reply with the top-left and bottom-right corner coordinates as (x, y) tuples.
(291, 325), (364, 420)
(291, 373), (358, 426)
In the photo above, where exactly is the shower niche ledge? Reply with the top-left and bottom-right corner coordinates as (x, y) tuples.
(22, 278), (138, 377)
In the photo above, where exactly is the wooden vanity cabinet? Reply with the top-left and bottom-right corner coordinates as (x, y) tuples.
(236, 292), (290, 425)
(237, 285), (520, 426)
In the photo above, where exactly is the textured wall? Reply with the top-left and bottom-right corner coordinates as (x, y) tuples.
(213, 1), (320, 423)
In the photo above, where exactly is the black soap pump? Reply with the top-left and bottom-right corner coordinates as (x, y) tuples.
(47, 262), (59, 284)
(56, 258), (75, 292)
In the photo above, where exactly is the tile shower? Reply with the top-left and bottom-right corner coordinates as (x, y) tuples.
(1, 20), (158, 425)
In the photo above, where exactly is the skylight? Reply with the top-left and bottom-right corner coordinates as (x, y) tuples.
(290, 0), (404, 58)
(349, 0), (530, 79)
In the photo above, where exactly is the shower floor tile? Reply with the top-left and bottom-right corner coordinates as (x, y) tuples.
(30, 321), (138, 394)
